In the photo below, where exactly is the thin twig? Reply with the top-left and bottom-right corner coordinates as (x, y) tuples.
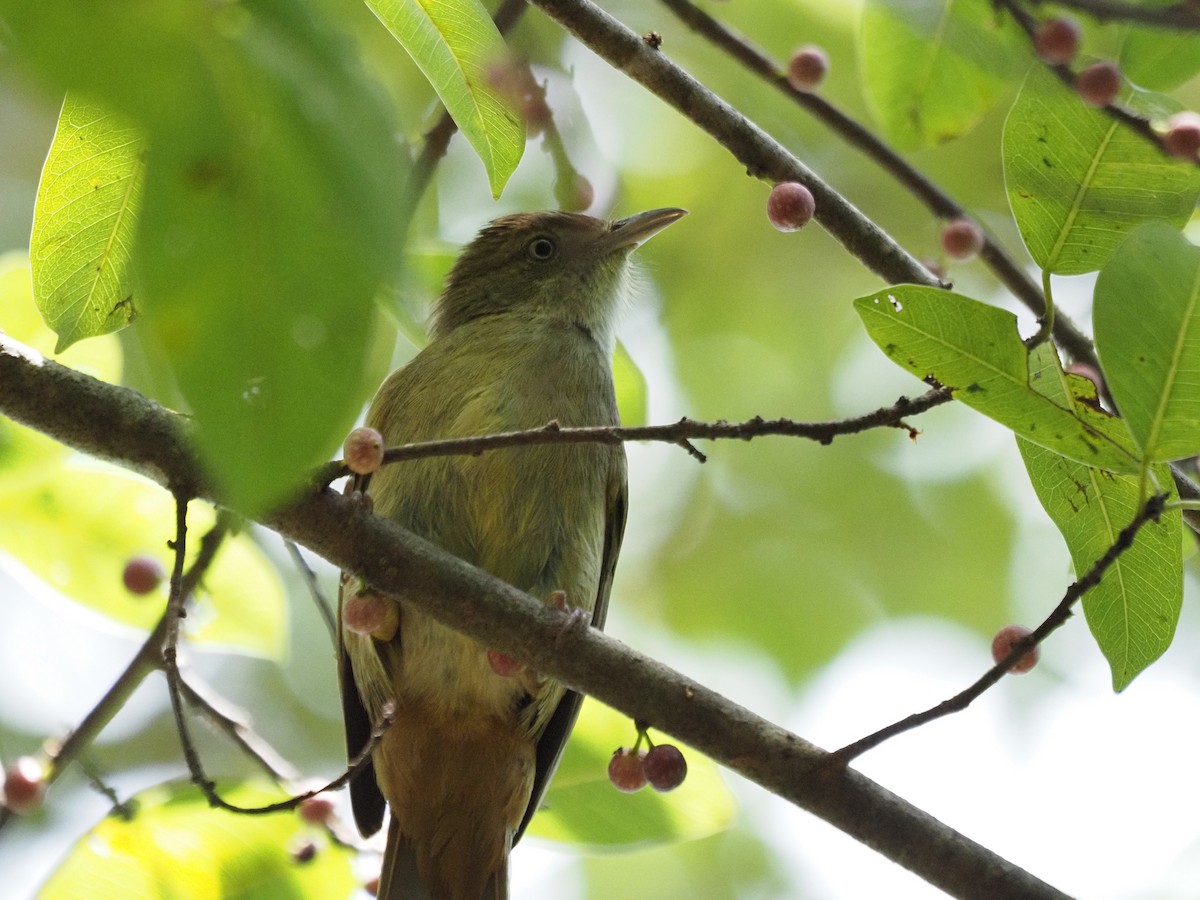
(828, 493), (1168, 766)
(320, 387), (953, 483)
(657, 0), (1098, 366)
(179, 676), (301, 783)
(285, 539), (336, 642)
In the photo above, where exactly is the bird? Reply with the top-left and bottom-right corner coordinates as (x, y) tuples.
(338, 207), (686, 899)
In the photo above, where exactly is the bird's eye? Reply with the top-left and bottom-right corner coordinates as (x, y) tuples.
(526, 236), (557, 261)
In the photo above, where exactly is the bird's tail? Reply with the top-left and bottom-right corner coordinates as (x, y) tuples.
(377, 815), (509, 900)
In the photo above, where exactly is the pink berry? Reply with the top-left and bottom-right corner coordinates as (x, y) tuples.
(607, 748), (647, 793)
(643, 744), (687, 792)
(364, 876), (380, 897)
(343, 591), (399, 640)
(3, 757), (47, 813)
(291, 839), (318, 863)
(767, 182), (816, 232)
(1033, 18), (1080, 65)
(1075, 62), (1121, 107)
(1164, 111), (1200, 160)
(123, 556), (165, 595)
(343, 427), (384, 475)
(487, 649), (523, 677)
(940, 218), (984, 260)
(991, 624), (1040, 674)
(786, 45), (828, 92)
(298, 794), (335, 825)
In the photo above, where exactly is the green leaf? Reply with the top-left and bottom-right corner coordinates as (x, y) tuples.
(1121, 19), (1200, 91)
(1, 0), (411, 513)
(529, 700), (735, 849)
(366, 0), (525, 198)
(860, 0), (1021, 149)
(854, 285), (1140, 473)
(40, 782), (355, 899)
(1020, 439), (1181, 691)
(30, 94), (146, 352)
(1094, 221), (1200, 463)
(1003, 65), (1200, 275)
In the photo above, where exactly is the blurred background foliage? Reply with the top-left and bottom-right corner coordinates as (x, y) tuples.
(1, 0), (1199, 897)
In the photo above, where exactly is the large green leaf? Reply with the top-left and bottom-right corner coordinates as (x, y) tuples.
(366, 0), (524, 197)
(1003, 66), (1200, 275)
(30, 94), (145, 352)
(860, 0), (1021, 149)
(1121, 15), (1200, 91)
(1094, 221), (1200, 463)
(854, 286), (1140, 473)
(529, 699), (735, 849)
(1018, 343), (1181, 691)
(40, 782), (355, 899)
(1, 0), (410, 513)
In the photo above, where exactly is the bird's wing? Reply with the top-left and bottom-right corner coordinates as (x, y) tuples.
(515, 458), (628, 840)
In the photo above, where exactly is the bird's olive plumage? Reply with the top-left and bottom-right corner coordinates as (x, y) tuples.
(339, 208), (685, 900)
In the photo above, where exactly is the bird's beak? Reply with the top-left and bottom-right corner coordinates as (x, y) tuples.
(604, 208), (688, 251)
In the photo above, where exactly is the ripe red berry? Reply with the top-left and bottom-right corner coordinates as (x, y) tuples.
(364, 876), (380, 897)
(991, 624), (1040, 674)
(940, 218), (984, 260)
(767, 182), (816, 232)
(786, 45), (828, 92)
(1075, 62), (1121, 107)
(122, 556), (165, 595)
(343, 591), (399, 641)
(487, 649), (523, 677)
(643, 744), (687, 792)
(3, 757), (47, 814)
(343, 427), (384, 475)
(298, 794), (335, 825)
(1033, 18), (1080, 65)
(1163, 111), (1200, 160)
(607, 748), (647, 793)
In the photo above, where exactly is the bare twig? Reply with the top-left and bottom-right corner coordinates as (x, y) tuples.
(320, 388), (954, 484)
(829, 493), (1168, 765)
(179, 676), (301, 783)
(285, 539), (337, 641)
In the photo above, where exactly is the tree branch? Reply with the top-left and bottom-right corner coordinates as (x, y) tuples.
(526, 0), (937, 288)
(0, 331), (1068, 897)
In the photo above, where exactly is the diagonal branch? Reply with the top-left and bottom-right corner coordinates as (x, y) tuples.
(0, 317), (1070, 898)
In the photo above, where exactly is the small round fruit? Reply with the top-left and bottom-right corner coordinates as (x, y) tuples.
(607, 748), (647, 793)
(291, 839), (318, 864)
(344, 427), (384, 475)
(3, 756), (47, 814)
(991, 625), (1040, 674)
(298, 794), (335, 825)
(122, 556), (165, 595)
(343, 591), (399, 641)
(940, 218), (984, 260)
(1033, 18), (1080, 65)
(1075, 62), (1121, 107)
(767, 182), (816, 232)
(1163, 112), (1200, 160)
(487, 649), (523, 678)
(364, 876), (380, 897)
(643, 744), (687, 792)
(556, 172), (594, 213)
(786, 45), (828, 92)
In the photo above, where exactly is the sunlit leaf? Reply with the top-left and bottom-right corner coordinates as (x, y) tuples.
(40, 782), (355, 900)
(860, 0), (1021, 149)
(613, 342), (648, 427)
(1004, 66), (1200, 275)
(854, 286), (1140, 473)
(366, 0), (524, 197)
(1094, 221), (1200, 463)
(31, 94), (145, 352)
